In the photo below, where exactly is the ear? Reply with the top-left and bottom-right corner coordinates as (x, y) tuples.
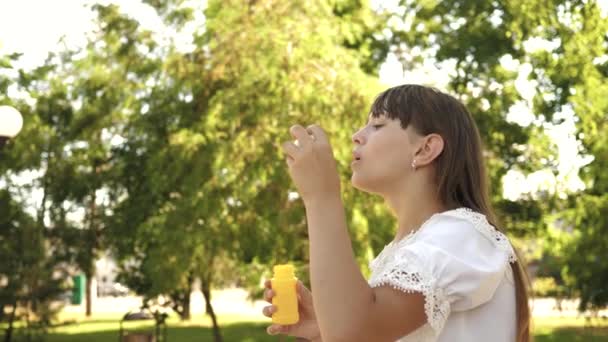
(413, 133), (444, 168)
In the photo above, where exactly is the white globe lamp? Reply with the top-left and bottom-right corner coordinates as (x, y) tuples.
(0, 105), (23, 148)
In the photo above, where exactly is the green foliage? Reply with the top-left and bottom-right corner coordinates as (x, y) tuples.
(78, 0), (387, 325)
(532, 277), (569, 298)
(1, 4), (143, 320)
(0, 189), (68, 340)
(560, 194), (608, 310)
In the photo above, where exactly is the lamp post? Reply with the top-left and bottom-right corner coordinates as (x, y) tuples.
(0, 105), (23, 148)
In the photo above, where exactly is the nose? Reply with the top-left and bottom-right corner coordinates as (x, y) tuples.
(352, 128), (365, 145)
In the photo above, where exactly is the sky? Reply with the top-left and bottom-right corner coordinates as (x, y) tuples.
(0, 0), (603, 204)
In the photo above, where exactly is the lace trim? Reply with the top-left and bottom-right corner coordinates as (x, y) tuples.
(441, 208), (517, 263)
(369, 254), (450, 337)
(373, 208), (517, 265)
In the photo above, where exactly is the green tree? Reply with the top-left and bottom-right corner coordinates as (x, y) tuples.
(0, 54), (72, 341)
(20, 53), (118, 317)
(555, 3), (608, 311)
(0, 190), (70, 342)
(2, 25), (128, 319)
(92, 2), (387, 341)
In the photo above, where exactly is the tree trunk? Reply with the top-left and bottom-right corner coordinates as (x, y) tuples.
(4, 301), (17, 342)
(182, 272), (193, 320)
(85, 163), (99, 318)
(201, 276), (222, 342)
(85, 271), (93, 317)
(182, 289), (191, 321)
(172, 273), (193, 321)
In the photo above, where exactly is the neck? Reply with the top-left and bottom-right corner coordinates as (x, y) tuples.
(383, 175), (446, 243)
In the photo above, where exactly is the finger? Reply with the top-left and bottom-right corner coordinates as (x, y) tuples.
(266, 324), (284, 335)
(296, 280), (310, 295)
(281, 141), (300, 164)
(267, 325), (278, 335)
(305, 125), (318, 141)
(296, 281), (312, 306)
(262, 305), (276, 317)
(295, 282), (303, 301)
(287, 153), (296, 164)
(281, 141), (300, 157)
(290, 125), (313, 148)
(306, 124), (328, 144)
(267, 324), (289, 335)
(264, 289), (275, 302)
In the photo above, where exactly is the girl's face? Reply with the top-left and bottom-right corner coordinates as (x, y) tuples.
(350, 113), (420, 194)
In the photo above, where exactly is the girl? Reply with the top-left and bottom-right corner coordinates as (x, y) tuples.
(262, 84), (530, 341)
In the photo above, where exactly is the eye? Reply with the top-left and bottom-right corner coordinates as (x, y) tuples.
(372, 124), (384, 129)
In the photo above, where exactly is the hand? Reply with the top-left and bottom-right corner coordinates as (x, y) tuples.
(280, 124), (341, 204)
(262, 279), (321, 341)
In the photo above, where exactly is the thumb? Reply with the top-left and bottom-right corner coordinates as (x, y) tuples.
(296, 281), (311, 298)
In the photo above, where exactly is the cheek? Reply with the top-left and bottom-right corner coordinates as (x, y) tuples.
(371, 138), (410, 169)
(379, 150), (409, 177)
(351, 135), (413, 190)
(354, 147), (408, 182)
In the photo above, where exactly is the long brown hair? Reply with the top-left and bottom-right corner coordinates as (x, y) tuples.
(370, 84), (531, 341)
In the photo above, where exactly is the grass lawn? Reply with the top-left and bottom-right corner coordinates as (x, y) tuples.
(4, 313), (607, 341)
(44, 312), (291, 342)
(533, 316), (608, 342)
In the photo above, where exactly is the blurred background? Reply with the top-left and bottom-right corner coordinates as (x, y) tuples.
(0, 0), (607, 341)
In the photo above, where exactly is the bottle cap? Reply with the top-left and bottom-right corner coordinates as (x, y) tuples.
(273, 264), (295, 278)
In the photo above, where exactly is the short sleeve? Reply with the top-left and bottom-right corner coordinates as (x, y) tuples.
(368, 209), (516, 336)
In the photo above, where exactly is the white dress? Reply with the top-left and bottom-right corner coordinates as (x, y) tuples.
(368, 208), (517, 342)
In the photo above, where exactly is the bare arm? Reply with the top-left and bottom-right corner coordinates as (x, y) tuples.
(305, 196), (427, 341)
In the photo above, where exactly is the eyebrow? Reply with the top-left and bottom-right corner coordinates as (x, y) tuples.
(367, 113), (385, 122)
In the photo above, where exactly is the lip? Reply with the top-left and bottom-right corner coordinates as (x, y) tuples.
(352, 151), (362, 161)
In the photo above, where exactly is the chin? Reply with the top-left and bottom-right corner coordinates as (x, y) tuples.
(351, 173), (382, 195)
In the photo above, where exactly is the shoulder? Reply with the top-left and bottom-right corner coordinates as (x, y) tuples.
(417, 208), (481, 239)
(415, 208), (516, 263)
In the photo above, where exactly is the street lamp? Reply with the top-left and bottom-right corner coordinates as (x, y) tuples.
(0, 105), (23, 148)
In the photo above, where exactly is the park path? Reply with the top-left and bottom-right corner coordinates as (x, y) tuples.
(63, 287), (607, 318)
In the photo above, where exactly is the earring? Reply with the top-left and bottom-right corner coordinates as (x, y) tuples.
(411, 159), (417, 171)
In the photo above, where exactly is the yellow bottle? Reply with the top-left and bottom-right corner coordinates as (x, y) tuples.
(271, 264), (299, 325)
